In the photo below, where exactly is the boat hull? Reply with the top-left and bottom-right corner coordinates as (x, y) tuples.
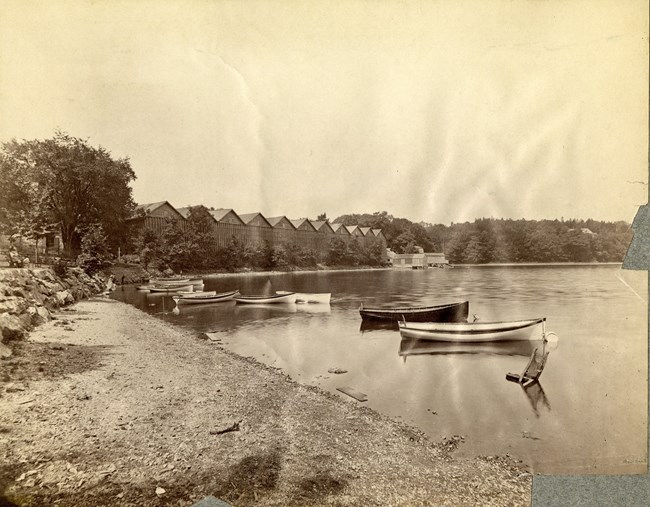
(398, 318), (545, 342)
(173, 290), (239, 305)
(235, 292), (297, 304)
(360, 301), (469, 323)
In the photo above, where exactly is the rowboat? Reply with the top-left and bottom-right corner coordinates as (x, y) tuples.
(148, 284), (194, 293)
(173, 290), (239, 305)
(398, 318), (546, 342)
(276, 291), (331, 304)
(149, 278), (191, 286)
(173, 290), (216, 300)
(234, 292), (297, 304)
(360, 301), (469, 323)
(138, 283), (192, 292)
(295, 292), (330, 304)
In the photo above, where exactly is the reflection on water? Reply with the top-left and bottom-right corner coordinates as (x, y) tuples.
(517, 382), (552, 418)
(399, 338), (540, 357)
(360, 320), (400, 332)
(112, 265), (647, 474)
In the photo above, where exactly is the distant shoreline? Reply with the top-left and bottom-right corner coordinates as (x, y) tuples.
(454, 262), (623, 268)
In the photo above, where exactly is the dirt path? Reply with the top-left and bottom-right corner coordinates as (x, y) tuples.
(0, 298), (531, 506)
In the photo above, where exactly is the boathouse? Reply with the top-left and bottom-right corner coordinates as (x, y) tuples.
(127, 202), (387, 262)
(129, 201), (186, 236)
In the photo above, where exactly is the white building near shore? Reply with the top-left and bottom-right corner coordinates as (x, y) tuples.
(387, 247), (449, 269)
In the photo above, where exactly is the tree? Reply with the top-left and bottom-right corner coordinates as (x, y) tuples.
(0, 131), (136, 256)
(76, 224), (112, 275)
(327, 237), (347, 265)
(135, 228), (163, 270)
(316, 212), (328, 221)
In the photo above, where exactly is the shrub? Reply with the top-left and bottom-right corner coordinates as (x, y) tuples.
(76, 224), (112, 275)
(52, 257), (68, 277)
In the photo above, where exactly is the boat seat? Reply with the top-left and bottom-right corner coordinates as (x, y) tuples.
(506, 346), (549, 387)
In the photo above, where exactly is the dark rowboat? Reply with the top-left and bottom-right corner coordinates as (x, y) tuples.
(359, 301), (469, 323)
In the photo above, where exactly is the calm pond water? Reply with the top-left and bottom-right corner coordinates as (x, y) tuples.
(112, 265), (647, 475)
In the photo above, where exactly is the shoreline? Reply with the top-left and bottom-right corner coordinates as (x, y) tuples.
(111, 261), (624, 286)
(0, 297), (531, 506)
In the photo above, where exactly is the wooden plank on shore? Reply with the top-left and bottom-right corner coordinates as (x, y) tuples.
(337, 387), (368, 402)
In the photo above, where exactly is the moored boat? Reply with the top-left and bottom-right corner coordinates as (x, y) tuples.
(398, 318), (546, 342)
(295, 292), (330, 304)
(360, 301), (469, 323)
(148, 284), (194, 293)
(149, 278), (191, 286)
(276, 291), (331, 304)
(234, 292), (297, 304)
(174, 290), (217, 298)
(173, 290), (239, 305)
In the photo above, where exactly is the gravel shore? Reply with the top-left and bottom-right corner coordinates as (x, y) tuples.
(0, 298), (531, 506)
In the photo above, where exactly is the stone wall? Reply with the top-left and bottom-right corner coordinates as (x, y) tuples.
(0, 267), (107, 357)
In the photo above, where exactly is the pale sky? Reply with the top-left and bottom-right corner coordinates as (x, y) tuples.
(0, 0), (647, 224)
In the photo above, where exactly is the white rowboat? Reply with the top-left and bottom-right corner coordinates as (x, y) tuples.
(173, 290), (240, 305)
(235, 292), (297, 304)
(149, 278), (191, 286)
(398, 318), (545, 342)
(148, 284), (194, 293)
(174, 290), (217, 298)
(276, 291), (331, 304)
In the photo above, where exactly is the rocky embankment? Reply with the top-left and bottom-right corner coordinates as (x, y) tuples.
(0, 267), (107, 358)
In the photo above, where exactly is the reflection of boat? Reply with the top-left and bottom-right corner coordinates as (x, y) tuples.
(360, 320), (402, 332)
(360, 301), (469, 322)
(234, 292), (297, 304)
(399, 338), (539, 357)
(148, 284), (194, 293)
(235, 303), (297, 314)
(276, 292), (331, 304)
(172, 290), (239, 305)
(398, 318), (545, 342)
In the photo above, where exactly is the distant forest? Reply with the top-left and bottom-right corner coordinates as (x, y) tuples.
(333, 212), (632, 264)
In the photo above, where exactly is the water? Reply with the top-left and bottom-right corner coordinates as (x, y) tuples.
(112, 265), (647, 474)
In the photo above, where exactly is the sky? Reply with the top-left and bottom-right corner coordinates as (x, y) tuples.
(0, 0), (647, 225)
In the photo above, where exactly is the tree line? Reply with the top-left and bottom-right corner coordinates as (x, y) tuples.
(334, 212), (632, 263)
(0, 132), (632, 276)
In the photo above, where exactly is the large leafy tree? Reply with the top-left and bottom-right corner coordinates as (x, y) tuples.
(0, 131), (136, 256)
